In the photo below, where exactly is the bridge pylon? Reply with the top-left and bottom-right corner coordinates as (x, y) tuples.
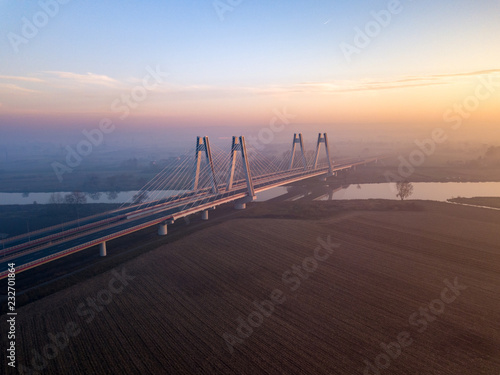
(227, 136), (256, 196)
(289, 133), (308, 171)
(313, 133), (334, 176)
(192, 136), (219, 193)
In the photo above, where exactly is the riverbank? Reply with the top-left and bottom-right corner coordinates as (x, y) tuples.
(448, 196), (500, 209)
(2, 163), (500, 193)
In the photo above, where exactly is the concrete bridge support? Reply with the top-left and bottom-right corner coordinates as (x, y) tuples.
(100, 242), (107, 257)
(202, 210), (209, 220)
(289, 133), (308, 171)
(193, 136), (219, 193)
(313, 133), (334, 176)
(158, 223), (168, 236)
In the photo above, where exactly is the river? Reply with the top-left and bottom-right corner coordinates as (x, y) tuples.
(0, 182), (499, 205)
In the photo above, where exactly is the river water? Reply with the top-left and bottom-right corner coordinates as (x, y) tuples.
(0, 182), (499, 205)
(315, 182), (500, 201)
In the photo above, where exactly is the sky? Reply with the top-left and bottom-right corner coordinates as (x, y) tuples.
(0, 0), (499, 145)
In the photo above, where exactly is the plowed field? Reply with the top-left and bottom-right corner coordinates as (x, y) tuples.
(3, 201), (500, 374)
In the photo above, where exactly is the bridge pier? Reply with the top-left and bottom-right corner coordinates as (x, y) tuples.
(234, 195), (256, 210)
(100, 242), (107, 257)
(158, 223), (168, 236)
(202, 210), (209, 220)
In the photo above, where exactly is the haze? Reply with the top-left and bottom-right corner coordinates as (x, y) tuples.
(1, 0), (499, 155)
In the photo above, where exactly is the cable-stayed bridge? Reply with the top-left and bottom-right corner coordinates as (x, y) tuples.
(0, 133), (381, 279)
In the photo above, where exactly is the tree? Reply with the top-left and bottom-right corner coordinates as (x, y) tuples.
(132, 191), (149, 204)
(485, 146), (500, 158)
(64, 191), (87, 205)
(396, 181), (414, 201)
(87, 192), (102, 201)
(48, 192), (64, 204)
(106, 191), (119, 200)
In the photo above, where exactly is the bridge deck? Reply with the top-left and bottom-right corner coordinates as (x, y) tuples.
(0, 155), (381, 278)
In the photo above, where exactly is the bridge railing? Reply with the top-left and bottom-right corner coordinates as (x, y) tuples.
(0, 131), (386, 279)
(0, 215), (171, 279)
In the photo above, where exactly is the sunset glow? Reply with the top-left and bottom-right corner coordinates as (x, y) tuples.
(0, 0), (499, 140)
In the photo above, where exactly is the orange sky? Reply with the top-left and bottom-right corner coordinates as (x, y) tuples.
(1, 70), (498, 137)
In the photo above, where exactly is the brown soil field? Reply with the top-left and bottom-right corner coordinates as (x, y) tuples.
(2, 200), (500, 375)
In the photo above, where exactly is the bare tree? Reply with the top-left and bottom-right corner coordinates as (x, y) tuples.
(48, 192), (64, 204)
(396, 181), (414, 201)
(133, 191), (149, 204)
(87, 192), (102, 201)
(64, 191), (87, 205)
(106, 191), (119, 200)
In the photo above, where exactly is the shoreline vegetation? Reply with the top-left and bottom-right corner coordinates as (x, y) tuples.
(447, 196), (500, 209)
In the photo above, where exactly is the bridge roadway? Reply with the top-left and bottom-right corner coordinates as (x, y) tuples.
(0, 158), (378, 278)
(0, 191), (203, 254)
(1, 155), (368, 252)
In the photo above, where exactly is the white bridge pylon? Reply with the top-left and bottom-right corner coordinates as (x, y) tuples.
(226, 136), (255, 197)
(313, 133), (334, 176)
(192, 136), (219, 193)
(289, 133), (308, 171)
